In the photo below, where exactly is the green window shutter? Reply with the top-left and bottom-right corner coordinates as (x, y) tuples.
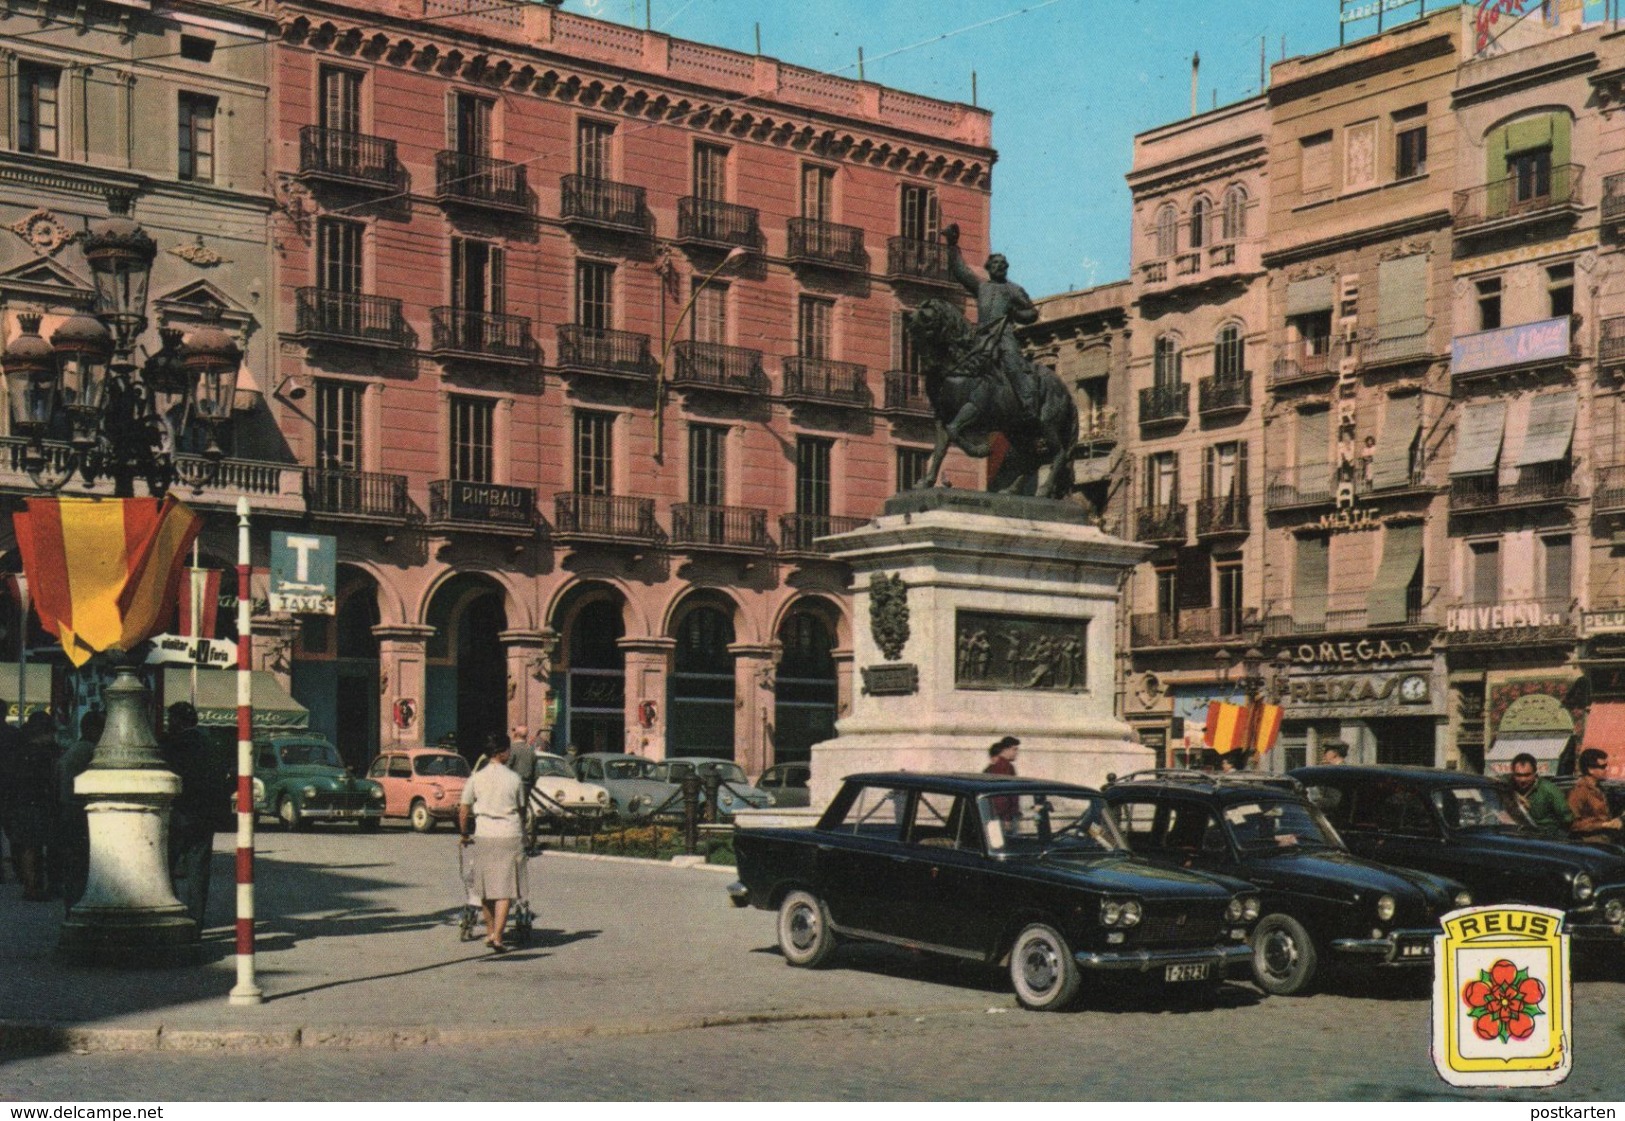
(1515, 390), (1578, 468)
(1551, 113), (1572, 169)
(1287, 275), (1335, 316)
(1449, 400), (1508, 477)
(1299, 408), (1330, 467)
(1504, 116), (1553, 155)
(1366, 523), (1424, 627)
(1370, 394), (1422, 491)
(1377, 255), (1428, 339)
(1294, 535), (1329, 629)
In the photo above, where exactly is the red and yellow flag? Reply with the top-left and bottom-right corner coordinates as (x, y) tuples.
(1251, 703), (1283, 753)
(1205, 701), (1285, 755)
(13, 496), (204, 666)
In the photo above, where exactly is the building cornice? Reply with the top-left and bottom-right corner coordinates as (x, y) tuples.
(1127, 142), (1267, 198)
(1261, 209), (1452, 268)
(1269, 34), (1455, 109)
(1455, 51), (1599, 110)
(278, 7), (995, 189)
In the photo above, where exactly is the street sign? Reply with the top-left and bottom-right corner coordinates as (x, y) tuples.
(269, 531), (336, 615)
(145, 633), (237, 667)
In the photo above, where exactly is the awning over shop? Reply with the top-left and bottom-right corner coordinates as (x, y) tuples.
(1286, 275), (1335, 317)
(1485, 732), (1569, 774)
(1369, 394), (1421, 491)
(0, 663), (53, 717)
(1366, 522), (1424, 627)
(162, 668), (308, 730)
(1515, 390), (1578, 467)
(1449, 400), (1508, 477)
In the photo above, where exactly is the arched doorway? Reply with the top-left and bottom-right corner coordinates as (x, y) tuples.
(293, 566), (380, 770)
(557, 595), (625, 754)
(774, 604), (838, 765)
(426, 573), (508, 758)
(668, 602), (736, 759)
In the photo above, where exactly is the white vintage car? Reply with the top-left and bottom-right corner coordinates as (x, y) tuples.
(527, 753), (611, 830)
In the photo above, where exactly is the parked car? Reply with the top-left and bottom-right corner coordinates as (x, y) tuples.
(1293, 765), (1625, 944)
(1103, 770), (1472, 995)
(528, 753), (611, 829)
(649, 757), (775, 814)
(573, 752), (681, 823)
(253, 735), (385, 831)
(757, 762), (812, 809)
(729, 772), (1262, 1011)
(366, 748), (469, 832)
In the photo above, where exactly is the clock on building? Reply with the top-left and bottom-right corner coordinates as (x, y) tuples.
(1399, 674), (1429, 704)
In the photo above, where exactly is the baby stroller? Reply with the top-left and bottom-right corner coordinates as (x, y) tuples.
(456, 837), (534, 947)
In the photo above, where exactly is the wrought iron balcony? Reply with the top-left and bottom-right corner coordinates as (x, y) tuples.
(777, 513), (867, 557)
(1263, 586), (1438, 638)
(1596, 464), (1625, 514)
(1269, 338), (1342, 387)
(1197, 374), (1250, 415)
(676, 197), (759, 248)
(293, 288), (408, 349)
(1449, 462), (1579, 512)
(555, 324), (653, 381)
(885, 236), (957, 287)
(669, 341), (768, 394)
(1079, 409), (1118, 444)
(1605, 171), (1625, 226)
(429, 308), (536, 366)
(297, 126), (403, 191)
(552, 493), (661, 545)
(786, 218), (866, 271)
(1443, 596), (1574, 647)
(1265, 464), (1338, 510)
(435, 151), (529, 213)
(782, 357), (869, 408)
(303, 467), (411, 523)
(1131, 609), (1245, 649)
(561, 174), (648, 234)
(882, 369), (932, 417)
(1355, 330), (1434, 369)
(1138, 382), (1189, 425)
(1196, 494), (1249, 537)
(670, 503), (771, 553)
(1135, 502), (1187, 545)
(1453, 163), (1583, 232)
(427, 480), (539, 536)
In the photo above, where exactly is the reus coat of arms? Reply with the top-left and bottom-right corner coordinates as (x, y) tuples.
(868, 572), (910, 661)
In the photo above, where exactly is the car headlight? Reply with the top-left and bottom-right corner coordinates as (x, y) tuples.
(1573, 872), (1595, 903)
(764, 792), (776, 807)
(1605, 898), (1624, 925)
(1454, 890), (1473, 909)
(1242, 895), (1261, 921)
(1100, 900), (1122, 927)
(597, 790), (609, 804)
(1225, 897), (1244, 922)
(1119, 900), (1141, 927)
(368, 786), (384, 801)
(630, 794), (650, 812)
(1376, 894), (1396, 922)
(252, 777), (265, 805)
(555, 789), (568, 802)
(303, 785), (318, 799)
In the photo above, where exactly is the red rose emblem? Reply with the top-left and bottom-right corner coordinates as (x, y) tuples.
(1463, 958), (1545, 1043)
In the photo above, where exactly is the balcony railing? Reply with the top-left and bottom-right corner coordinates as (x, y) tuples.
(668, 341), (768, 394)
(555, 324), (653, 380)
(1449, 462), (1578, 512)
(1080, 409), (1119, 444)
(676, 197), (760, 248)
(1197, 374), (1250, 415)
(303, 467), (411, 522)
(297, 126), (402, 190)
(670, 503), (771, 552)
(1596, 464), (1625, 513)
(435, 151), (529, 213)
(786, 218), (866, 271)
(552, 493), (660, 544)
(1196, 494), (1249, 536)
(782, 356), (869, 407)
(1453, 163), (1583, 231)
(1135, 502), (1187, 544)
(1356, 330), (1434, 368)
(1263, 586), (1438, 637)
(559, 174), (648, 233)
(1601, 316), (1625, 369)
(882, 369), (932, 416)
(293, 288), (408, 348)
(0, 439), (306, 512)
(778, 513), (867, 556)
(1270, 338), (1343, 387)
(885, 236), (957, 286)
(429, 308), (536, 365)
(1267, 461), (1427, 509)
(1604, 171), (1625, 225)
(428, 480), (538, 535)
(1131, 609), (1245, 648)
(1444, 595), (1574, 646)
(1138, 382), (1189, 425)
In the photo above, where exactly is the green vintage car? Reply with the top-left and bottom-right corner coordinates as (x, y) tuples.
(252, 735), (385, 831)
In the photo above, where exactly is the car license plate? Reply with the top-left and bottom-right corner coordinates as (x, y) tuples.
(1164, 962), (1210, 982)
(1400, 942), (1432, 959)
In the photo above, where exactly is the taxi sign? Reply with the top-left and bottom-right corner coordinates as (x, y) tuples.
(1433, 904), (1571, 1088)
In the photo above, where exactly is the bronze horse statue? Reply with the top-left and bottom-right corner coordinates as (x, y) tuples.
(905, 298), (1078, 499)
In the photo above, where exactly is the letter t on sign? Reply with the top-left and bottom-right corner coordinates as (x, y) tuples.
(285, 536), (322, 582)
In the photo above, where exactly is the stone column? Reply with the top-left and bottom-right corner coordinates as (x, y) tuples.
(619, 637), (674, 759)
(730, 643), (780, 776)
(373, 624), (435, 750)
(251, 615), (299, 688)
(501, 628), (556, 744)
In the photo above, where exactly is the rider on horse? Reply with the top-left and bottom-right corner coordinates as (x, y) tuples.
(944, 224), (1043, 425)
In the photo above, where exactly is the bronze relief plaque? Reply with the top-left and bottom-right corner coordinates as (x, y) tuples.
(955, 610), (1087, 692)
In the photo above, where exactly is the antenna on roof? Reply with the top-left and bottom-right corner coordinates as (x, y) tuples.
(755, 22), (761, 55)
(1190, 51), (1199, 116)
(858, 46), (865, 82)
(972, 69), (978, 106)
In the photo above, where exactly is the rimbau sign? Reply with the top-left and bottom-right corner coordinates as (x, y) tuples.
(447, 482), (533, 526)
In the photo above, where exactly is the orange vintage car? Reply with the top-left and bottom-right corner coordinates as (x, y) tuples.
(366, 748), (471, 832)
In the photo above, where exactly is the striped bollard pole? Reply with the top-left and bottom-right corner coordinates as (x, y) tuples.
(229, 496), (262, 1005)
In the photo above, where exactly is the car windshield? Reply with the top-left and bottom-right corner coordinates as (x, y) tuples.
(413, 754), (469, 778)
(698, 761), (749, 784)
(604, 758), (653, 780)
(656, 762), (694, 782)
(1222, 799), (1342, 853)
(278, 741), (341, 768)
(534, 756), (572, 778)
(1433, 785), (1532, 831)
(980, 791), (1127, 857)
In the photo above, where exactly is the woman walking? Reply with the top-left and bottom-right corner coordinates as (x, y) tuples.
(458, 733), (526, 952)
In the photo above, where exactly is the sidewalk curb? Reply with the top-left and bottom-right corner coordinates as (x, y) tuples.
(535, 849), (737, 874)
(0, 1005), (1004, 1055)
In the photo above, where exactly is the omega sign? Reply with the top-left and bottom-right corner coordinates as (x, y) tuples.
(1293, 638), (1417, 664)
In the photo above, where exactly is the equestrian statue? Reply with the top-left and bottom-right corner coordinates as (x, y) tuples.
(906, 224), (1078, 499)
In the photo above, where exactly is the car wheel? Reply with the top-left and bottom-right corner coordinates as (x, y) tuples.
(1009, 922), (1081, 1012)
(777, 890), (837, 968)
(409, 800), (435, 833)
(276, 795), (303, 833)
(1251, 913), (1318, 996)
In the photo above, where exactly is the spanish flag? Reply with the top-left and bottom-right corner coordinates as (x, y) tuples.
(1205, 701), (1248, 755)
(1251, 703), (1283, 753)
(13, 496), (204, 666)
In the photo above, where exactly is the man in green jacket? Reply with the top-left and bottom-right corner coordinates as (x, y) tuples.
(1509, 752), (1572, 835)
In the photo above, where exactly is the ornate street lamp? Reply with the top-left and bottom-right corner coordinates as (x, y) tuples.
(654, 245), (750, 461)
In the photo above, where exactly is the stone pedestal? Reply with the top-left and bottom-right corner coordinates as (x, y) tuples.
(808, 490), (1154, 809)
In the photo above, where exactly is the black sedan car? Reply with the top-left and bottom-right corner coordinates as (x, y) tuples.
(1103, 771), (1472, 995)
(729, 772), (1262, 1011)
(1292, 765), (1625, 944)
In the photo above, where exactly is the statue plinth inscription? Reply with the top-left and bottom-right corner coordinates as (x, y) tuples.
(860, 664), (919, 696)
(955, 610), (1087, 692)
